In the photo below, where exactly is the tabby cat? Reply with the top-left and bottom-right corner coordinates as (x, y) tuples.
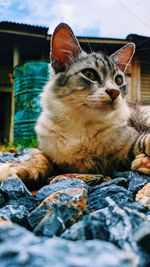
(0, 23), (150, 185)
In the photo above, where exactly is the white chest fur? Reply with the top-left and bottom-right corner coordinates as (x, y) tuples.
(36, 112), (122, 169)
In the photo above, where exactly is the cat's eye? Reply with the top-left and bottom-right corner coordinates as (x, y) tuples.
(81, 68), (100, 82)
(115, 75), (123, 86)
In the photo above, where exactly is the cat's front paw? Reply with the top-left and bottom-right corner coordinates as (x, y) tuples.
(0, 163), (18, 182)
(131, 154), (150, 175)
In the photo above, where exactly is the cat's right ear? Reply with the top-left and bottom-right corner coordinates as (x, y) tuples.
(50, 23), (82, 73)
(110, 43), (135, 72)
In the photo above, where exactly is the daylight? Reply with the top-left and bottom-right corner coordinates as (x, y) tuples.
(0, 0), (149, 37)
(0, 1), (150, 266)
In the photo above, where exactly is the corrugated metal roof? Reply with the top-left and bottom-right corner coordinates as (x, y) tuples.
(127, 34), (150, 62)
(0, 21), (48, 35)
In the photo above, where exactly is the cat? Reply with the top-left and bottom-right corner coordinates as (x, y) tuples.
(0, 23), (150, 186)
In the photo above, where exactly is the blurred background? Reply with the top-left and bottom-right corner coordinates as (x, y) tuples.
(0, 0), (149, 145)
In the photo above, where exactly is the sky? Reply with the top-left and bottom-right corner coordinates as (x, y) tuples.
(0, 0), (149, 38)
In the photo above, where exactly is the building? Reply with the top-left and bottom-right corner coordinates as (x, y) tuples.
(0, 21), (150, 144)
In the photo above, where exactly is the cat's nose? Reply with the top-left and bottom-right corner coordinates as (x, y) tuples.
(105, 88), (120, 101)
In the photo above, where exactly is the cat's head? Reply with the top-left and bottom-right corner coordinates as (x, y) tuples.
(45, 23), (135, 120)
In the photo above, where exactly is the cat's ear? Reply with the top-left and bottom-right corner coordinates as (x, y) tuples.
(50, 23), (82, 73)
(110, 43), (135, 72)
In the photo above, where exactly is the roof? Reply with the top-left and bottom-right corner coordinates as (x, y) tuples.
(127, 34), (150, 44)
(46, 33), (127, 45)
(0, 21), (149, 61)
(127, 34), (150, 62)
(0, 21), (48, 36)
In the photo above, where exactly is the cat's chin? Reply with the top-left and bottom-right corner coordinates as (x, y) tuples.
(83, 102), (116, 112)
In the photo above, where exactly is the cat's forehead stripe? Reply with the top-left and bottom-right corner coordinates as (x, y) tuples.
(80, 52), (117, 73)
(91, 54), (118, 77)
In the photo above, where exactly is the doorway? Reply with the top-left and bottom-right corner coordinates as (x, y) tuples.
(0, 92), (11, 144)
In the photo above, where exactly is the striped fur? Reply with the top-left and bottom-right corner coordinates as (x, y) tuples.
(0, 23), (149, 185)
(35, 52), (150, 176)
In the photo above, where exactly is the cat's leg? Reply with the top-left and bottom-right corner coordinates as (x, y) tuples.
(131, 134), (150, 175)
(129, 106), (150, 132)
(0, 149), (53, 186)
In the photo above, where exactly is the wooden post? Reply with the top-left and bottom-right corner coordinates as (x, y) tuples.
(13, 45), (20, 67)
(9, 45), (20, 144)
(127, 59), (141, 104)
(9, 86), (14, 144)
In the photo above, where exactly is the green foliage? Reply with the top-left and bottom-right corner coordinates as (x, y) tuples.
(14, 137), (38, 148)
(0, 137), (38, 151)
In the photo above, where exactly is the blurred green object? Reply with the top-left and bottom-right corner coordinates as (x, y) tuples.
(14, 61), (49, 141)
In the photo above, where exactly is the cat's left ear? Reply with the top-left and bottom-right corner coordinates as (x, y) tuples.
(50, 23), (82, 73)
(110, 43), (135, 72)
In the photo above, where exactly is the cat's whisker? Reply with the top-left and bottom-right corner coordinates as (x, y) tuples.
(87, 96), (102, 101)
(57, 94), (85, 104)
(58, 95), (76, 101)
(85, 38), (93, 53)
(58, 94), (85, 101)
(63, 103), (86, 118)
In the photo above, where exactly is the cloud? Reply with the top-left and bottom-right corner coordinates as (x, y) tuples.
(0, 0), (149, 38)
(0, 0), (12, 8)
